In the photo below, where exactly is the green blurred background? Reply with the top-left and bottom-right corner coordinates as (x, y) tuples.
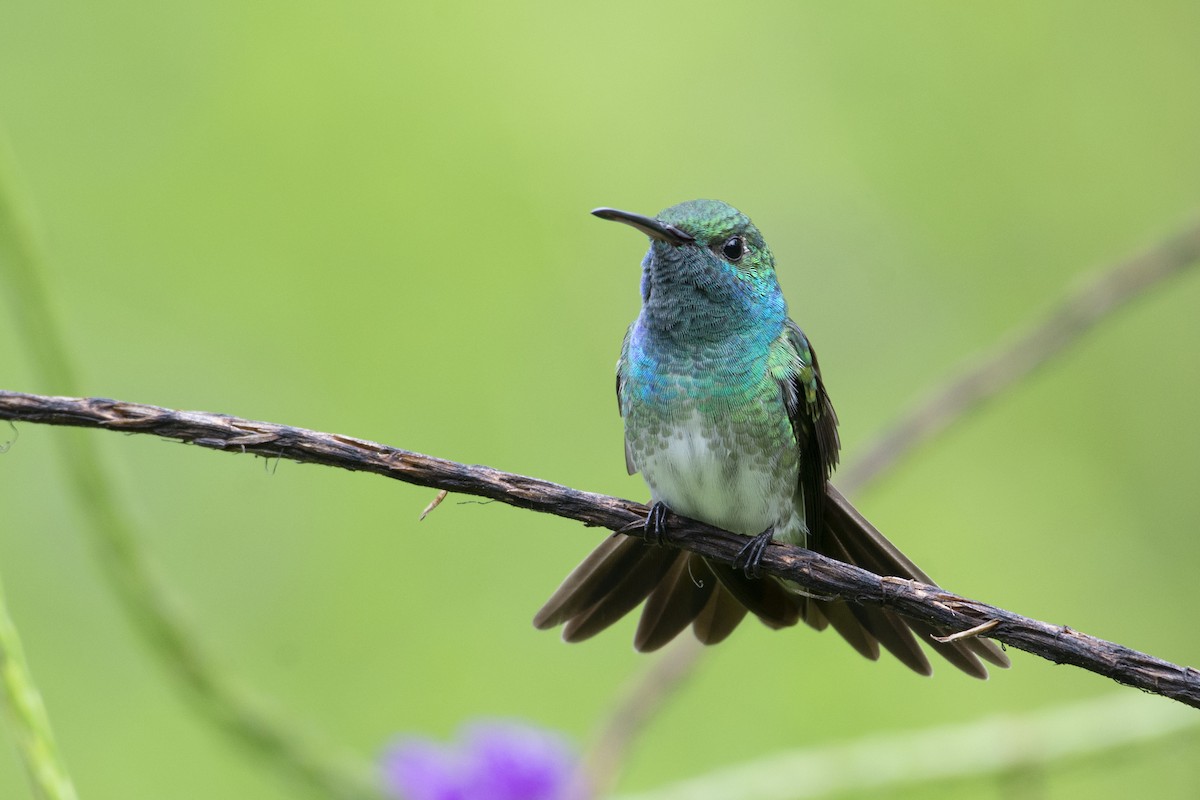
(3, 2), (1200, 798)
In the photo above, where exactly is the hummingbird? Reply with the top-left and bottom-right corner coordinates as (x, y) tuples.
(534, 199), (1008, 677)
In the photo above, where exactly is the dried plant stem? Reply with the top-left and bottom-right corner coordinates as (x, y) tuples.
(2, 390), (1198, 710)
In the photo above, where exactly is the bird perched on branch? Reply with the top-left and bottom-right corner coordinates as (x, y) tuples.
(534, 199), (1008, 677)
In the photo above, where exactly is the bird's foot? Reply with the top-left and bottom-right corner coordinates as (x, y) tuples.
(642, 502), (672, 545)
(615, 503), (678, 546)
(619, 503), (671, 545)
(732, 527), (775, 579)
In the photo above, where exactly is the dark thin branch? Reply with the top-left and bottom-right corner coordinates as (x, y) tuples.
(2, 390), (1198, 710)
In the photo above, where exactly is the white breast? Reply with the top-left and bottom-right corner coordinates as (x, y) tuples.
(636, 412), (799, 538)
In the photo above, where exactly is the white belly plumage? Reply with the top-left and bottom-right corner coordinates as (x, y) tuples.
(634, 412), (803, 541)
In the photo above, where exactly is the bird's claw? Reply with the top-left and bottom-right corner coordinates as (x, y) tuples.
(643, 502), (670, 546)
(732, 528), (775, 579)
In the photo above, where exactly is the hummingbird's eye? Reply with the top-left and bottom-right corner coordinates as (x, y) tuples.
(721, 236), (745, 262)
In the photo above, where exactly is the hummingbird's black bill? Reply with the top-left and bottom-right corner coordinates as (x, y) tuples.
(592, 207), (695, 246)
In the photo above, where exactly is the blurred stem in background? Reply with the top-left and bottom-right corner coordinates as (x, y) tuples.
(0, 571), (80, 800)
(839, 218), (1200, 493)
(0, 132), (383, 799)
(611, 692), (1199, 800)
(579, 217), (1200, 794)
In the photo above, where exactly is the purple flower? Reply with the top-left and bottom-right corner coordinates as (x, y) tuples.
(382, 720), (579, 800)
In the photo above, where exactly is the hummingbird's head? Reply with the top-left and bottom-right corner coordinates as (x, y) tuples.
(592, 199), (776, 283)
(592, 199), (784, 338)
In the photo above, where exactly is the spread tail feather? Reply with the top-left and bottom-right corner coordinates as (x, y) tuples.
(535, 488), (1009, 677)
(825, 485), (1010, 674)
